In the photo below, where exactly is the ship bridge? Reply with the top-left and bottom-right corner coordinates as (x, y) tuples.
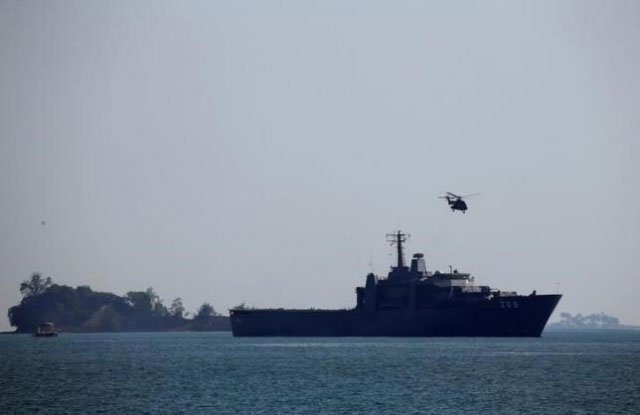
(355, 231), (491, 311)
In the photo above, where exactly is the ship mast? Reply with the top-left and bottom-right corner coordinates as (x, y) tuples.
(386, 231), (410, 269)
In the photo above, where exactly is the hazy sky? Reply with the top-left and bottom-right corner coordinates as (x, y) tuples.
(1, 1), (639, 330)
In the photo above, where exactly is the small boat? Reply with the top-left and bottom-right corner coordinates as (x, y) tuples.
(33, 322), (58, 337)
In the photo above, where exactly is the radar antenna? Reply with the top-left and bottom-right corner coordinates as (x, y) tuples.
(368, 248), (375, 274)
(386, 231), (410, 269)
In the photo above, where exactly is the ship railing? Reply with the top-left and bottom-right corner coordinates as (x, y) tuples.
(493, 291), (518, 297)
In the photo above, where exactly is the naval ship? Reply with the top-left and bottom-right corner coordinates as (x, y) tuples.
(230, 231), (561, 337)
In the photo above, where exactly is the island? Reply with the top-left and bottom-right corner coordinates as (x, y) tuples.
(7, 273), (230, 333)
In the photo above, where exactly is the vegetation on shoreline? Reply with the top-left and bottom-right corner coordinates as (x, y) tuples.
(549, 312), (622, 329)
(8, 273), (230, 333)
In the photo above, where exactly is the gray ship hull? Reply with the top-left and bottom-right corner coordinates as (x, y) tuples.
(230, 294), (561, 337)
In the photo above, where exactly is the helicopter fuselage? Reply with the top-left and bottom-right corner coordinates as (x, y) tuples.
(446, 197), (467, 212)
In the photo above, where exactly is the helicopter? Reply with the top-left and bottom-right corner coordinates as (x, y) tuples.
(438, 192), (480, 213)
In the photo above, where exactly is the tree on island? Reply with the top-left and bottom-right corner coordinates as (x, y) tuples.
(189, 302), (225, 331)
(169, 298), (185, 319)
(125, 287), (168, 316)
(195, 302), (219, 319)
(126, 290), (154, 315)
(20, 273), (52, 297)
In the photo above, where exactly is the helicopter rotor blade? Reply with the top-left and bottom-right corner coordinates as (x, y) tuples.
(446, 192), (459, 198)
(460, 193), (481, 199)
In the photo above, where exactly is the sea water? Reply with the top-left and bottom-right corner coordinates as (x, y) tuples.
(1, 330), (639, 414)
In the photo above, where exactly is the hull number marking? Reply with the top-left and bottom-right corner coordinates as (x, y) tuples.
(500, 301), (518, 309)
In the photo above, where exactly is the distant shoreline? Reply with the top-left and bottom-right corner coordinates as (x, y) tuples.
(546, 324), (640, 331)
